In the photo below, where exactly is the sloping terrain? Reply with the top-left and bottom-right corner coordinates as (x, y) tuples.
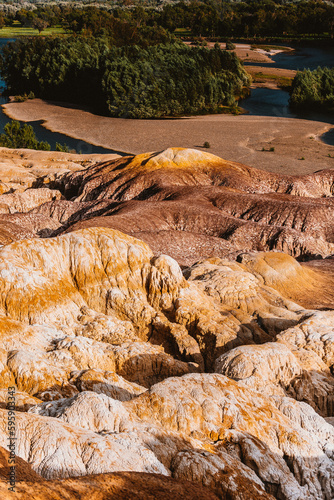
(0, 148), (333, 499)
(0, 148), (333, 265)
(24, 147), (334, 267)
(0, 227), (332, 499)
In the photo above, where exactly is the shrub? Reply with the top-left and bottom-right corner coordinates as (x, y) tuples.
(0, 120), (51, 150)
(203, 141), (210, 148)
(14, 94), (28, 102)
(13, 92), (35, 102)
(226, 40), (236, 50)
(56, 142), (70, 152)
(290, 67), (334, 112)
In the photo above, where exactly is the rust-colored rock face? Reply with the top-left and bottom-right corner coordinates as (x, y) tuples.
(0, 147), (333, 265)
(25, 147), (334, 267)
(0, 471), (226, 500)
(0, 148), (333, 499)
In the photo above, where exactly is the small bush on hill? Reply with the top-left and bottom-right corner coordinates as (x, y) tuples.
(226, 40), (236, 50)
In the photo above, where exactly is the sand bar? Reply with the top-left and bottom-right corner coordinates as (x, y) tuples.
(245, 66), (297, 89)
(186, 42), (292, 64)
(3, 98), (334, 175)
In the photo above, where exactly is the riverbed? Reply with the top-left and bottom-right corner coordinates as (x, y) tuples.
(241, 44), (334, 124)
(4, 98), (334, 175)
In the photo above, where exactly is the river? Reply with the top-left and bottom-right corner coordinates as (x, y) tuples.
(0, 39), (334, 149)
(241, 44), (334, 131)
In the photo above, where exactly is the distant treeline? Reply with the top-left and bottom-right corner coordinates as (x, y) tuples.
(0, 38), (250, 118)
(290, 67), (334, 111)
(1, 1), (334, 39)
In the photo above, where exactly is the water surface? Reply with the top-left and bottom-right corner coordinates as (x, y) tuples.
(242, 44), (334, 138)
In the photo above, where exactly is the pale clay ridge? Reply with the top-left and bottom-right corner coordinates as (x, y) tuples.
(0, 226), (332, 498)
(1, 372), (332, 500)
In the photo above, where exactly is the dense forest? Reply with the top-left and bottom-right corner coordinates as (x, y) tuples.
(290, 67), (334, 111)
(1, 1), (333, 119)
(0, 38), (250, 118)
(0, 1), (334, 39)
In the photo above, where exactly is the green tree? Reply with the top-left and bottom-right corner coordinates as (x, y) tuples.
(0, 38), (250, 119)
(33, 18), (48, 34)
(56, 142), (70, 152)
(0, 121), (51, 150)
(290, 67), (334, 112)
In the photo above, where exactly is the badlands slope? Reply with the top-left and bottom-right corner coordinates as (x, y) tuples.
(0, 147), (333, 499)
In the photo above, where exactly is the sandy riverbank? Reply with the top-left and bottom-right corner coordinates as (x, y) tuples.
(245, 66), (297, 89)
(3, 98), (334, 175)
(234, 43), (292, 64)
(187, 42), (292, 64)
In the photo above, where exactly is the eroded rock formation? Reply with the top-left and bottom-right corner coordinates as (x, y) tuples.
(40, 147), (334, 265)
(0, 148), (332, 499)
(0, 147), (332, 264)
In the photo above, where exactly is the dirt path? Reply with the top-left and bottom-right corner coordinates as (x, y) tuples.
(3, 98), (334, 175)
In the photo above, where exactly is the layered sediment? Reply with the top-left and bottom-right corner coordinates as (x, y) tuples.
(0, 148), (333, 499)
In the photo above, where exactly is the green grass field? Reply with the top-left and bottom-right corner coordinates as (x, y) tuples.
(0, 26), (66, 38)
(174, 28), (192, 37)
(252, 71), (293, 88)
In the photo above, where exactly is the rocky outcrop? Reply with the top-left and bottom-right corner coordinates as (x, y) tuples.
(215, 341), (334, 417)
(58, 148), (334, 201)
(0, 446), (42, 483)
(0, 147), (331, 264)
(1, 371), (333, 499)
(0, 148), (333, 499)
(27, 147), (334, 266)
(277, 310), (334, 369)
(0, 147), (118, 191)
(0, 227), (332, 389)
(0, 223), (331, 497)
(0, 188), (62, 214)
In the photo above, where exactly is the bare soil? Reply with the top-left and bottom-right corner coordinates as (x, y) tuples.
(3, 99), (334, 176)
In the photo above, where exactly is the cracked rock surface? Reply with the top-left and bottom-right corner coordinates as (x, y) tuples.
(0, 148), (333, 499)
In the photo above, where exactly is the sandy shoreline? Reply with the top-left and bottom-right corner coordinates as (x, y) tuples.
(3, 98), (334, 175)
(192, 42), (293, 65)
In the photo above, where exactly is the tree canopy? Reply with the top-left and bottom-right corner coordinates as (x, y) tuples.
(290, 67), (334, 111)
(0, 37), (250, 118)
(4, 1), (334, 39)
(0, 120), (51, 150)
